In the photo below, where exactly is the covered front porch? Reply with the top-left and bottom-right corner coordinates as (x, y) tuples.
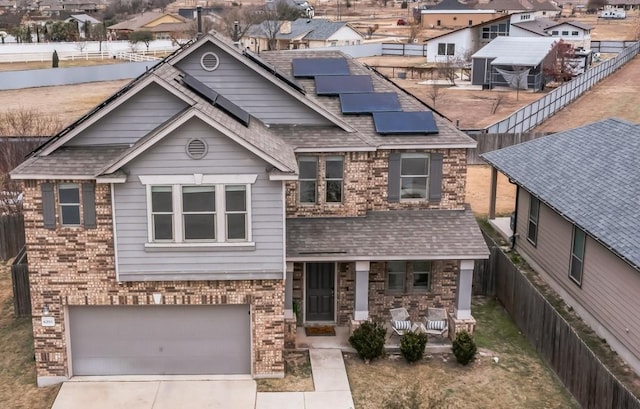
(284, 209), (490, 347)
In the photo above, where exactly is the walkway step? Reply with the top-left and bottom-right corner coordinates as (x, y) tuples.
(309, 349), (350, 392)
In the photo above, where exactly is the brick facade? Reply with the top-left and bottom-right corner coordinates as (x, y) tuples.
(23, 181), (285, 381)
(286, 149), (468, 217)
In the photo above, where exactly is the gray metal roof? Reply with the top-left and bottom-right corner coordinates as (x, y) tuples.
(481, 118), (640, 270)
(286, 207), (490, 260)
(472, 37), (558, 66)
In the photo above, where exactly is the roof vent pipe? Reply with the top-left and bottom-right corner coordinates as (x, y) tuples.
(196, 6), (203, 38)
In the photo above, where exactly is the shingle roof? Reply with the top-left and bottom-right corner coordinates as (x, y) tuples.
(472, 36), (557, 65)
(247, 18), (362, 41)
(286, 207), (490, 260)
(476, 0), (559, 11)
(512, 18), (593, 35)
(430, 0), (475, 10)
(108, 12), (186, 31)
(481, 118), (640, 270)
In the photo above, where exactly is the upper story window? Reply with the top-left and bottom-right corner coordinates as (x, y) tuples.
(140, 174), (255, 247)
(437, 43), (455, 56)
(387, 261), (432, 293)
(520, 14), (531, 20)
(551, 30), (559, 35)
(482, 23), (509, 39)
(299, 156), (318, 204)
(572, 31), (579, 36)
(298, 155), (344, 205)
(59, 184), (81, 226)
(325, 156), (344, 203)
(562, 31), (569, 36)
(527, 196), (540, 245)
(569, 226), (586, 286)
(400, 153), (429, 200)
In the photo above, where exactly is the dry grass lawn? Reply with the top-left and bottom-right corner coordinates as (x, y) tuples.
(0, 260), (59, 409)
(0, 59), (123, 72)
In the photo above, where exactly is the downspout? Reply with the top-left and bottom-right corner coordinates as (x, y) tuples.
(510, 184), (519, 250)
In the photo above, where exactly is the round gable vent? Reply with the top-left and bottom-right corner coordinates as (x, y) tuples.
(200, 52), (220, 72)
(186, 138), (208, 159)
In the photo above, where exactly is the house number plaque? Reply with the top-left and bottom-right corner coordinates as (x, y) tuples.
(41, 316), (55, 327)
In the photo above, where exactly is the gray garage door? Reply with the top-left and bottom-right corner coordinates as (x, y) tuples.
(69, 305), (251, 376)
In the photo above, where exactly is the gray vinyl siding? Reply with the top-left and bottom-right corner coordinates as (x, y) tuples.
(114, 116), (284, 281)
(66, 83), (189, 146)
(175, 43), (331, 125)
(472, 58), (487, 86)
(515, 188), (640, 361)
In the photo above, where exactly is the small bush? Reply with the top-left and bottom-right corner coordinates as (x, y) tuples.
(52, 50), (59, 68)
(348, 321), (386, 362)
(452, 330), (477, 365)
(401, 0), (408, 8)
(400, 331), (428, 363)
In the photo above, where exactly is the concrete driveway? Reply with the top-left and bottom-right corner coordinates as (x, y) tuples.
(51, 379), (257, 409)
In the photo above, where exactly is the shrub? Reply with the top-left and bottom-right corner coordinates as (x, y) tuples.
(400, 331), (428, 363)
(452, 330), (477, 365)
(52, 50), (59, 68)
(348, 321), (386, 362)
(401, 0), (408, 8)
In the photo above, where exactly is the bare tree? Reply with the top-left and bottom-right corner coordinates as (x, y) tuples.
(426, 83), (442, 108)
(366, 24), (379, 39)
(213, 6), (264, 42)
(407, 21), (420, 43)
(259, 0), (305, 50)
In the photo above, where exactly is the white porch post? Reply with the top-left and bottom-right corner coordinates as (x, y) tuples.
(354, 261), (370, 321)
(284, 261), (294, 319)
(455, 260), (475, 320)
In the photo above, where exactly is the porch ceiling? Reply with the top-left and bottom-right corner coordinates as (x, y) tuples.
(286, 208), (489, 261)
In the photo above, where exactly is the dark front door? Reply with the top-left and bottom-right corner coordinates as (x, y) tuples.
(306, 262), (335, 322)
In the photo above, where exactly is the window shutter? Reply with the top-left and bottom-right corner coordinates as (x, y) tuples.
(429, 152), (443, 202)
(41, 183), (56, 229)
(388, 153), (401, 203)
(82, 182), (97, 229)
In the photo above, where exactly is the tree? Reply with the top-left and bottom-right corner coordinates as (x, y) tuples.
(426, 82), (442, 108)
(83, 20), (91, 40)
(587, 0), (607, 13)
(261, 0), (306, 50)
(52, 50), (59, 68)
(129, 30), (154, 51)
(214, 5), (264, 43)
(366, 24), (379, 39)
(407, 21), (420, 43)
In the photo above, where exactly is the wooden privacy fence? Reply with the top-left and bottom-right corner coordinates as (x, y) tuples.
(11, 247), (31, 318)
(381, 43), (428, 57)
(0, 213), (25, 261)
(466, 132), (551, 164)
(479, 233), (640, 408)
(480, 41), (640, 135)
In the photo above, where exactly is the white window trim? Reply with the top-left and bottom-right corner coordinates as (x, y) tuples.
(59, 183), (81, 226)
(325, 155), (344, 204)
(140, 174), (256, 247)
(400, 153), (430, 201)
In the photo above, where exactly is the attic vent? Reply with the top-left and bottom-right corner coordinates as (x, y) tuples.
(200, 52), (220, 71)
(186, 138), (208, 159)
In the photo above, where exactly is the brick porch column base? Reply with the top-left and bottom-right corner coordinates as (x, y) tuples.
(284, 318), (297, 349)
(448, 313), (476, 341)
(349, 319), (365, 336)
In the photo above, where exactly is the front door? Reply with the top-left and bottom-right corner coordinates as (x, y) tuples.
(305, 262), (335, 322)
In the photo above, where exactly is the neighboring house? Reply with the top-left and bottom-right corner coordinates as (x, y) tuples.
(420, 0), (500, 29)
(471, 36), (558, 90)
(475, 0), (561, 18)
(510, 16), (592, 48)
(482, 118), (640, 375)
(65, 14), (101, 39)
(10, 33), (489, 386)
(108, 11), (191, 40)
(424, 15), (511, 63)
(243, 18), (364, 52)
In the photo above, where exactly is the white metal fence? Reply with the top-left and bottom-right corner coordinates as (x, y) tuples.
(482, 41), (640, 134)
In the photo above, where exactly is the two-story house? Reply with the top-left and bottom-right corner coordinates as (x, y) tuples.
(11, 34), (489, 387)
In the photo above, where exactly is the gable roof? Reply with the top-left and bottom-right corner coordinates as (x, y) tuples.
(108, 12), (187, 31)
(512, 18), (593, 35)
(246, 18), (363, 41)
(424, 14), (511, 42)
(476, 0), (559, 11)
(68, 13), (101, 23)
(472, 36), (557, 65)
(481, 118), (640, 271)
(430, 0), (475, 10)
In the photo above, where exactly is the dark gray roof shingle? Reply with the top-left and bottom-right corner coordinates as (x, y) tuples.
(481, 118), (640, 270)
(286, 208), (489, 260)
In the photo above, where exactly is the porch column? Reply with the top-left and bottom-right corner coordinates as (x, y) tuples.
(354, 261), (370, 321)
(455, 260), (474, 320)
(489, 166), (498, 220)
(284, 261), (294, 320)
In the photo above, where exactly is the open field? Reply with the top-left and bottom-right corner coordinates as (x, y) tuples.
(0, 58), (123, 72)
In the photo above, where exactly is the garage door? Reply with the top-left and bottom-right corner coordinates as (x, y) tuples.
(68, 305), (251, 376)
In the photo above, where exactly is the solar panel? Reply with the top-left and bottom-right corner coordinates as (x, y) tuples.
(339, 93), (401, 114)
(372, 111), (439, 135)
(292, 58), (350, 77)
(182, 73), (218, 103)
(215, 94), (251, 127)
(315, 75), (374, 95)
(243, 50), (306, 94)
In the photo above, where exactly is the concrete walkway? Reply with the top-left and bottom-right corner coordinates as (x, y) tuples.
(255, 349), (355, 409)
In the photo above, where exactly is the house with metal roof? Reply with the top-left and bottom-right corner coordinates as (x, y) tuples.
(482, 118), (640, 375)
(10, 33), (488, 386)
(471, 36), (558, 90)
(242, 18), (364, 52)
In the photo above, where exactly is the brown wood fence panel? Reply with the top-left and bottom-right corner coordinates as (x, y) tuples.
(467, 132), (551, 164)
(481, 232), (640, 408)
(11, 247), (31, 317)
(0, 213), (25, 261)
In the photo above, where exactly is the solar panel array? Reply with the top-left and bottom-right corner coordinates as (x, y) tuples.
(315, 75), (374, 95)
(339, 93), (401, 114)
(181, 73), (250, 127)
(373, 112), (439, 135)
(292, 58), (350, 77)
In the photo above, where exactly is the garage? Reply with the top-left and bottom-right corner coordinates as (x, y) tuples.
(68, 305), (251, 376)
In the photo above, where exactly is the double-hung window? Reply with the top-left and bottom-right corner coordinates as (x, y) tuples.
(412, 261), (431, 291)
(325, 156), (344, 203)
(299, 157), (318, 204)
(59, 184), (81, 226)
(387, 261), (432, 293)
(387, 261), (406, 292)
(400, 154), (429, 200)
(142, 174), (255, 246)
(569, 226), (586, 286)
(437, 43), (455, 56)
(527, 196), (540, 245)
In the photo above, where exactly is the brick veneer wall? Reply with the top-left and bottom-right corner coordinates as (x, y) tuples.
(286, 149), (467, 217)
(22, 180), (284, 381)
